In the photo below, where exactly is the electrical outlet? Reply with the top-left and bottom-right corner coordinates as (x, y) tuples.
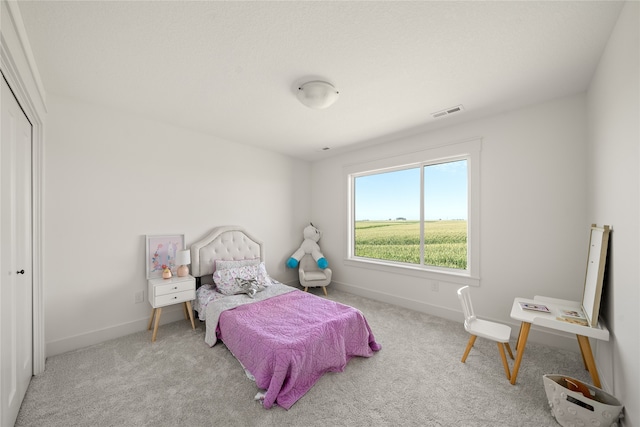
(134, 290), (144, 304)
(431, 281), (439, 292)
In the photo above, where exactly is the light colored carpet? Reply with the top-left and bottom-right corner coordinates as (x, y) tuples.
(16, 288), (591, 426)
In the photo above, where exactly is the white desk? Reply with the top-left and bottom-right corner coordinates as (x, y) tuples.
(510, 296), (609, 386)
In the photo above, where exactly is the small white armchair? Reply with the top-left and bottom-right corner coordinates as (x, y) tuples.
(457, 286), (514, 380)
(299, 254), (332, 296)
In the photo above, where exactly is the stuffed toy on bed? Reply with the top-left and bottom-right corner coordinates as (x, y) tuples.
(286, 223), (329, 269)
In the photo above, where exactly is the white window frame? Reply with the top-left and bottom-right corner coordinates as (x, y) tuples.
(345, 138), (481, 287)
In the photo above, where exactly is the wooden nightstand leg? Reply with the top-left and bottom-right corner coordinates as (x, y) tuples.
(182, 302), (188, 320)
(147, 308), (156, 331)
(151, 307), (162, 342)
(185, 301), (195, 329)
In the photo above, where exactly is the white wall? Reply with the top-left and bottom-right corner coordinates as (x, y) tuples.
(586, 2), (639, 425)
(44, 94), (309, 356)
(312, 94), (589, 346)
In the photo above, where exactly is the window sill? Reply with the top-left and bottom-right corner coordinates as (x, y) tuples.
(344, 257), (480, 287)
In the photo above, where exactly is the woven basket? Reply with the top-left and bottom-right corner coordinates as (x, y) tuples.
(543, 374), (623, 427)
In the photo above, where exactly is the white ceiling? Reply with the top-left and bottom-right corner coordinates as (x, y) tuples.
(17, 1), (624, 162)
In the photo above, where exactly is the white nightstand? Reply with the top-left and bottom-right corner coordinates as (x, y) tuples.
(147, 274), (196, 342)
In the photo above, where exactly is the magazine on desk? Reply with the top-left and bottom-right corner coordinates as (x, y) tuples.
(519, 302), (550, 313)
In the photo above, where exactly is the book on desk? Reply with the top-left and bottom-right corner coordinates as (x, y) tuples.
(556, 307), (589, 326)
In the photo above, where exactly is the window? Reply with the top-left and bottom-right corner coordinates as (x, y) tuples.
(346, 139), (480, 283)
(423, 160), (468, 269)
(354, 168), (421, 264)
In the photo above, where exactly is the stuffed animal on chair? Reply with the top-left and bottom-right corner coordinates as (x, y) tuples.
(286, 223), (329, 269)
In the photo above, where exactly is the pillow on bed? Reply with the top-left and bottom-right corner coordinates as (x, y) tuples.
(213, 264), (270, 296)
(235, 277), (265, 298)
(258, 262), (273, 287)
(215, 258), (260, 271)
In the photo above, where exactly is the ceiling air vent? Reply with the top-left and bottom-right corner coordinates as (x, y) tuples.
(431, 104), (464, 119)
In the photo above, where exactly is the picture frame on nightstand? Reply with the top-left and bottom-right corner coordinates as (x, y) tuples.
(145, 234), (185, 279)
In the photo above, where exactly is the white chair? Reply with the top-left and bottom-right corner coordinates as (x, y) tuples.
(299, 254), (332, 296)
(457, 286), (514, 380)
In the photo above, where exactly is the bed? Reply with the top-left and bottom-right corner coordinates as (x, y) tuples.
(190, 225), (381, 409)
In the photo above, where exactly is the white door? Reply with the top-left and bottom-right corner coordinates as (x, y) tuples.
(1, 76), (33, 427)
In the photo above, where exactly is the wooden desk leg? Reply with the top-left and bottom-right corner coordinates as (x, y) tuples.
(497, 342), (511, 381)
(510, 322), (531, 385)
(147, 308), (156, 331)
(515, 322), (525, 352)
(152, 307), (162, 342)
(185, 301), (196, 330)
(576, 335), (601, 388)
(575, 337), (589, 370)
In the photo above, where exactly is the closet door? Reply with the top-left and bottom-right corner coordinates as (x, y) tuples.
(1, 76), (33, 427)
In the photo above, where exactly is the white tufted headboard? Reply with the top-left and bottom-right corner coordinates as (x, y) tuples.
(189, 226), (264, 281)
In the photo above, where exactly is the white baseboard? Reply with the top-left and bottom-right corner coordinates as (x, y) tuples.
(45, 306), (186, 358)
(330, 280), (582, 354)
(45, 280), (583, 359)
(333, 280), (462, 321)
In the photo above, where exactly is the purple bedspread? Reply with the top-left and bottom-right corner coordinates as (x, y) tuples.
(218, 289), (381, 409)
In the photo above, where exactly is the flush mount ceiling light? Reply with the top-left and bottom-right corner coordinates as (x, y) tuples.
(296, 81), (339, 109)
